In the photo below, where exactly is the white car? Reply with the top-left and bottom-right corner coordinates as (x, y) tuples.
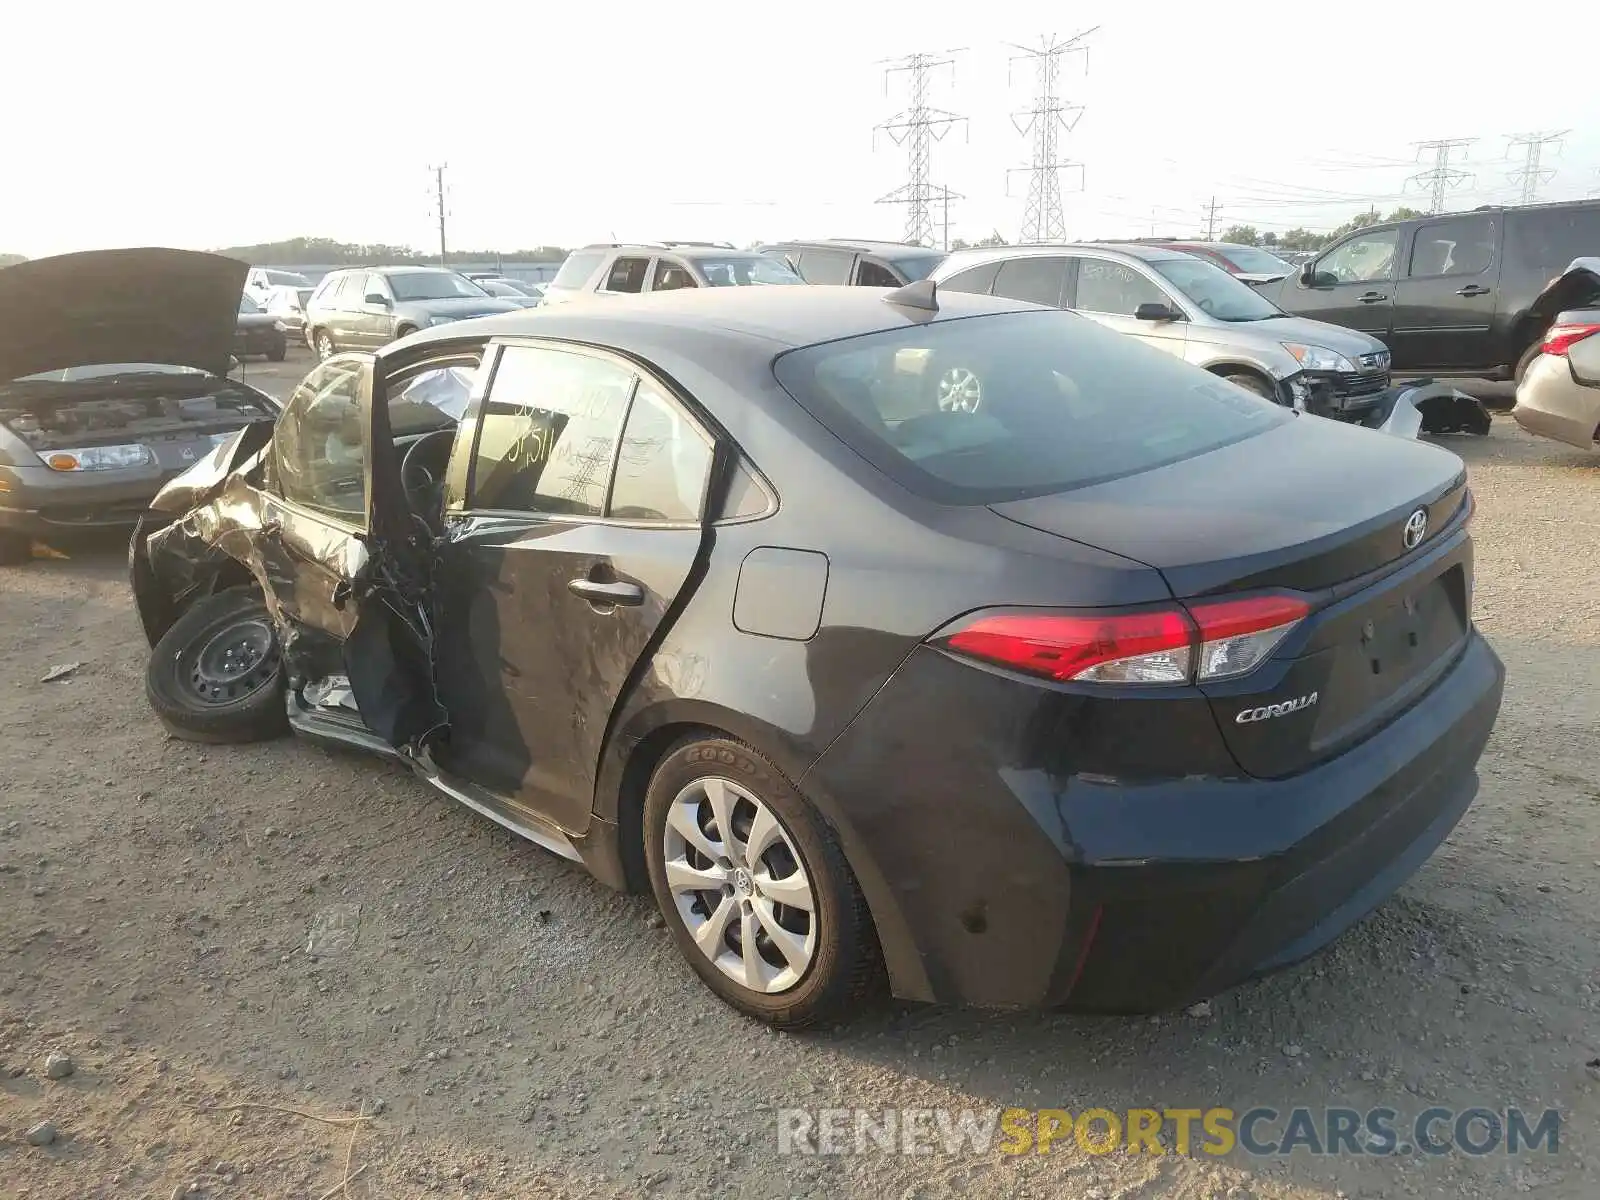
(244, 267), (313, 308)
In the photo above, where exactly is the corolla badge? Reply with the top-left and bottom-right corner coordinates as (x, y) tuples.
(1403, 507), (1429, 550)
(1235, 692), (1319, 724)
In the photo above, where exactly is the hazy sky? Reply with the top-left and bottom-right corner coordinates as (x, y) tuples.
(5, 1), (1597, 258)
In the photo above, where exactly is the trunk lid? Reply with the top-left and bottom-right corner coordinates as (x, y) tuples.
(0, 248), (248, 380)
(990, 415), (1474, 777)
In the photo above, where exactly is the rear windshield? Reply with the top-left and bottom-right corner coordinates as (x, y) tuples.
(551, 251), (606, 288)
(1215, 246), (1293, 274)
(772, 309), (1290, 504)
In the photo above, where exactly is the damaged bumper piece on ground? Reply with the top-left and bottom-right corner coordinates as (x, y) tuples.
(1333, 379), (1492, 439)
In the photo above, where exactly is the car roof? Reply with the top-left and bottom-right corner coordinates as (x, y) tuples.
(387, 284), (1038, 356)
(764, 239), (943, 258)
(937, 242), (1186, 270)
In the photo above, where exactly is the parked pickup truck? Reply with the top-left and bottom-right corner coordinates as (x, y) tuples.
(1251, 200), (1600, 381)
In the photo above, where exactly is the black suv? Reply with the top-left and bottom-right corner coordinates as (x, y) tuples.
(758, 239), (945, 287)
(1252, 200), (1600, 380)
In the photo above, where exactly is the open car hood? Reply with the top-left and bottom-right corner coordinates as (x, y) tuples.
(0, 248), (248, 381)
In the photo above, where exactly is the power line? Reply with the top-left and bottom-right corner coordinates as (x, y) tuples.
(1409, 139), (1476, 214)
(873, 51), (968, 248)
(1506, 131), (1567, 205)
(1202, 196), (1222, 240)
(427, 163), (449, 266)
(1005, 28), (1096, 243)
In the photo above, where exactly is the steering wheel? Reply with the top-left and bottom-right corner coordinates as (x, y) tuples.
(400, 428), (456, 528)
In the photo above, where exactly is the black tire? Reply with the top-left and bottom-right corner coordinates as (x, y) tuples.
(393, 325), (418, 343)
(643, 736), (884, 1029)
(0, 531), (31, 566)
(145, 587), (288, 744)
(1221, 370), (1275, 401)
(267, 339), (287, 363)
(313, 328), (335, 360)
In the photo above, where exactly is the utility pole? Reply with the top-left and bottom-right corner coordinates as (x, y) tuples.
(1409, 139), (1476, 214)
(934, 184), (965, 250)
(1005, 28), (1096, 243)
(428, 163), (449, 266)
(874, 51), (968, 247)
(1202, 197), (1222, 241)
(1506, 131), (1566, 205)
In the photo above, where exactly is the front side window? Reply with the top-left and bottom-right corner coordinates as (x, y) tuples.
(609, 379), (713, 522)
(469, 345), (636, 515)
(1149, 257), (1281, 322)
(1408, 214), (1498, 278)
(389, 361), (480, 433)
(694, 256), (803, 287)
(239, 294), (262, 314)
(604, 257), (650, 293)
(362, 273), (391, 302)
(1316, 231), (1399, 285)
(274, 359), (368, 520)
(1073, 259), (1170, 316)
(772, 309), (1288, 505)
(651, 259), (697, 291)
(857, 259), (899, 287)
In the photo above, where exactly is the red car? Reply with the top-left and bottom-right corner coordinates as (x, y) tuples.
(1144, 241), (1297, 284)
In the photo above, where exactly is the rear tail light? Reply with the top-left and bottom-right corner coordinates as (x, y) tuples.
(933, 593), (1311, 687)
(1540, 322), (1600, 357)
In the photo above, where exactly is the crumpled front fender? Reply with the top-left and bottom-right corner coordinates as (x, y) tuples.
(129, 421), (278, 647)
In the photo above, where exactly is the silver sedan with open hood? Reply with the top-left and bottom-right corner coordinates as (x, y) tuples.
(0, 248), (281, 564)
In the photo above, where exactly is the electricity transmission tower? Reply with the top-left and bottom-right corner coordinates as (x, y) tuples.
(558, 435), (616, 509)
(1409, 139), (1476, 214)
(1506, 131), (1567, 205)
(874, 51), (968, 247)
(1005, 28), (1096, 243)
(427, 163), (449, 266)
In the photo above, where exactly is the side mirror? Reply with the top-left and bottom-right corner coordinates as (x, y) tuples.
(1134, 302), (1180, 322)
(365, 293), (390, 307)
(1298, 261), (1319, 286)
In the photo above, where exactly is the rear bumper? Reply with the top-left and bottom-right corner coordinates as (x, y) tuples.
(806, 631), (1504, 1012)
(1513, 354), (1600, 450)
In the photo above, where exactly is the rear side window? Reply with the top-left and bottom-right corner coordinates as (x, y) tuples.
(992, 257), (1068, 307)
(550, 251), (606, 289)
(938, 262), (1000, 295)
(608, 379), (713, 522)
(468, 345), (636, 515)
(604, 257), (650, 293)
(1407, 214), (1497, 278)
(772, 309), (1289, 505)
(1505, 206), (1600, 272)
(796, 249), (853, 285)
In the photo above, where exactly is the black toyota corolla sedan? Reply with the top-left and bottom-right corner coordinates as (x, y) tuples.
(129, 282), (1505, 1028)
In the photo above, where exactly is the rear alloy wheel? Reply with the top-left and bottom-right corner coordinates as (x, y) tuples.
(1221, 371), (1275, 401)
(314, 329), (335, 360)
(644, 737), (883, 1028)
(145, 587), (288, 743)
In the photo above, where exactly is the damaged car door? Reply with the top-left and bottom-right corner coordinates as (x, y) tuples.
(429, 340), (716, 834)
(255, 353), (437, 746)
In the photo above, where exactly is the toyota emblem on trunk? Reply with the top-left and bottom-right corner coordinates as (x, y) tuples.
(1403, 508), (1428, 550)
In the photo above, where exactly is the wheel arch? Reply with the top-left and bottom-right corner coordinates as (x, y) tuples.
(595, 698), (935, 1003)
(1204, 360), (1277, 391)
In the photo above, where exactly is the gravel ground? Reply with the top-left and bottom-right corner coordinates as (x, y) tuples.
(1, 363), (1597, 1198)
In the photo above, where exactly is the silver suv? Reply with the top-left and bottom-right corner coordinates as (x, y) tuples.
(541, 242), (804, 307)
(930, 242), (1395, 420)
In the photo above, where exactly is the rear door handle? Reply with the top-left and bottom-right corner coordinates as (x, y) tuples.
(1357, 292), (1389, 304)
(568, 578), (645, 607)
(1455, 284), (1491, 297)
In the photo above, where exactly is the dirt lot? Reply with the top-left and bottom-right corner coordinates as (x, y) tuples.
(2, 356), (1597, 1199)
